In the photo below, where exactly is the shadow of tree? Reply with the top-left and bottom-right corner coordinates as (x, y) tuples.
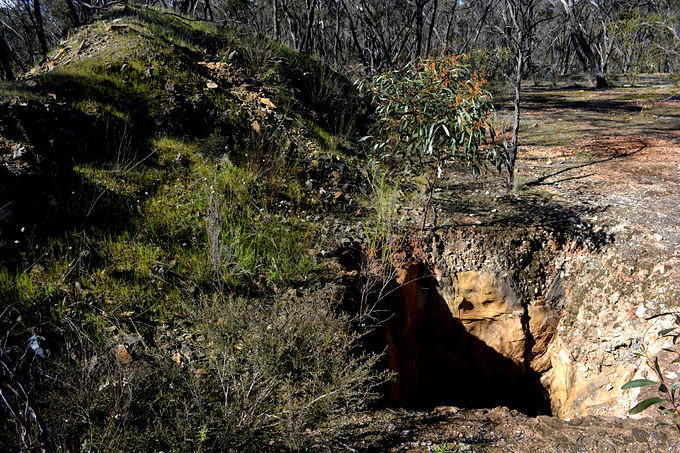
(525, 142), (647, 187)
(433, 190), (611, 252)
(522, 95), (643, 114)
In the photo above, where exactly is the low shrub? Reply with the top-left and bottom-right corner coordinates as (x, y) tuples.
(42, 293), (383, 451)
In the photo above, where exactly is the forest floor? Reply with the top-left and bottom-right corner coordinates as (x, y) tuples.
(424, 85), (680, 290)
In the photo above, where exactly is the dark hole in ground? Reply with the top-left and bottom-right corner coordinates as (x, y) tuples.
(384, 263), (552, 417)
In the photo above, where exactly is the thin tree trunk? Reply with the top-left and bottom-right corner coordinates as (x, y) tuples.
(301, 0), (318, 54)
(339, 0), (368, 68)
(273, 0), (279, 40)
(281, 1), (299, 49)
(0, 33), (15, 81)
(204, 0), (214, 21)
(33, 0), (49, 57)
(415, 0), (425, 57)
(64, 0), (80, 27)
(426, 0), (438, 55)
(333, 4), (340, 65)
(508, 45), (523, 189)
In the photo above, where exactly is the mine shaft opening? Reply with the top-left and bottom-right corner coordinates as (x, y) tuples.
(384, 262), (553, 417)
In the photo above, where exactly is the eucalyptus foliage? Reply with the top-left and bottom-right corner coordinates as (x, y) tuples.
(358, 55), (502, 174)
(622, 312), (680, 432)
(357, 55), (503, 228)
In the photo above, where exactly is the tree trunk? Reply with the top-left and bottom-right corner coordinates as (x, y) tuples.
(426, 0), (438, 55)
(570, 32), (608, 88)
(0, 33), (15, 81)
(340, 0), (368, 68)
(415, 0), (425, 57)
(281, 1), (300, 50)
(301, 0), (318, 54)
(273, 0), (279, 40)
(33, 0), (49, 57)
(64, 0), (80, 27)
(204, 0), (214, 21)
(558, 0), (608, 89)
(333, 4), (340, 65)
(508, 46), (523, 189)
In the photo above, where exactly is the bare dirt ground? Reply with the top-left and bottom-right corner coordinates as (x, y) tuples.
(518, 87), (680, 236)
(515, 86), (680, 307)
(348, 406), (680, 452)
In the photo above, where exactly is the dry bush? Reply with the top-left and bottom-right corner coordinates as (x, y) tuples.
(36, 291), (384, 451)
(0, 303), (48, 452)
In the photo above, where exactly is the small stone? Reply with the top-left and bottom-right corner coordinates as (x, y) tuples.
(206, 81), (218, 89)
(606, 384), (613, 391)
(115, 344), (133, 365)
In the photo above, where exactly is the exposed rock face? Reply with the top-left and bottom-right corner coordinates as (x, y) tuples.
(386, 260), (553, 414)
(442, 271), (526, 366)
(385, 221), (679, 419)
(541, 233), (680, 419)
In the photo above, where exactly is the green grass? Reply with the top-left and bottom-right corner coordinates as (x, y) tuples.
(0, 8), (382, 451)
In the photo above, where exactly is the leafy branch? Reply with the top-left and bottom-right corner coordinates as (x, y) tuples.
(356, 54), (504, 230)
(622, 312), (680, 432)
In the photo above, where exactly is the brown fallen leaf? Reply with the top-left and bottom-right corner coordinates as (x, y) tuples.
(251, 120), (261, 134)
